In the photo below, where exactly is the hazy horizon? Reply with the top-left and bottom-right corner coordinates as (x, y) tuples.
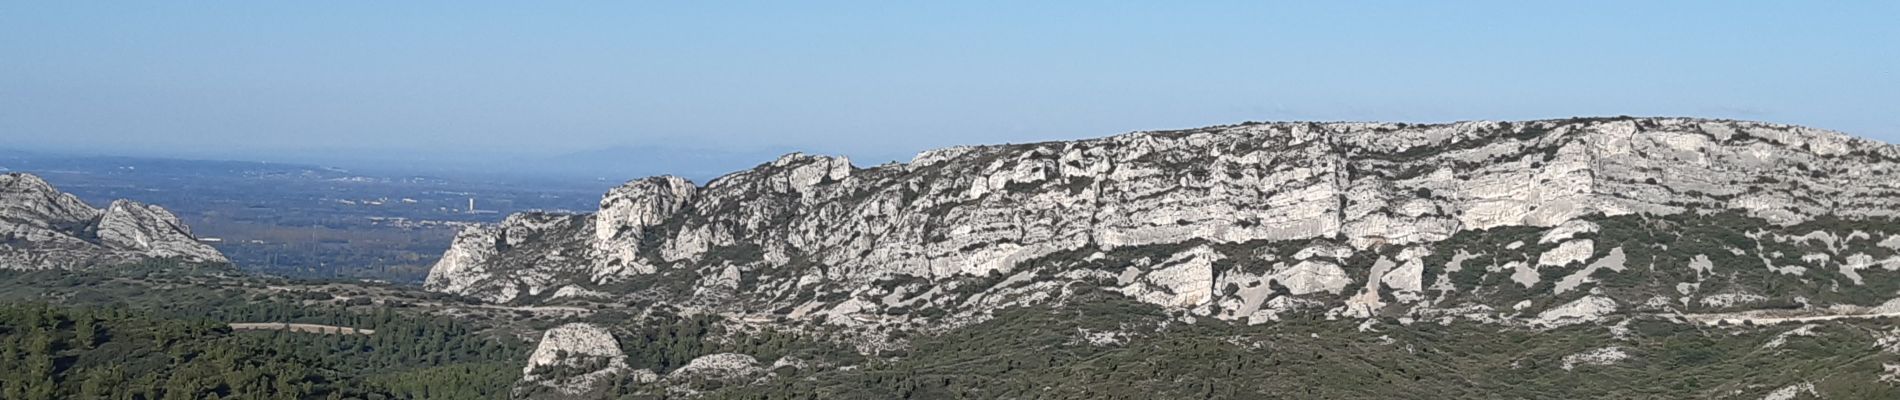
(5, 2), (1897, 174)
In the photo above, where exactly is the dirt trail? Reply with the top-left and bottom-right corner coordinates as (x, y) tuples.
(230, 322), (375, 335)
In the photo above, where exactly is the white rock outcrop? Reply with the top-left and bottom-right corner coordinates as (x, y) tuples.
(1539, 220), (1600, 244)
(0, 173), (226, 269)
(593, 176), (697, 280)
(1762, 382), (1818, 400)
(421, 118), (1900, 329)
(1534, 295), (1618, 327)
(424, 213), (590, 303)
(520, 323), (630, 395)
(1554, 247), (1627, 295)
(667, 353), (763, 381)
(1538, 240), (1595, 267)
(1121, 246), (1221, 308)
(1560, 346), (1629, 370)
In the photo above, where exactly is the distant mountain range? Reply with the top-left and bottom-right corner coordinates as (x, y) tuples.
(499, 145), (801, 183)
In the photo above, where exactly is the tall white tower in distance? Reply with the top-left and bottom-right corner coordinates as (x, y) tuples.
(467, 197), (476, 213)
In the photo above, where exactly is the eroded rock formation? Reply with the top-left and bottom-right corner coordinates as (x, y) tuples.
(519, 323), (636, 396)
(0, 173), (226, 269)
(430, 117), (1900, 332)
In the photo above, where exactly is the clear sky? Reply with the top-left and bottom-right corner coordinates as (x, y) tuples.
(2, 1), (1895, 168)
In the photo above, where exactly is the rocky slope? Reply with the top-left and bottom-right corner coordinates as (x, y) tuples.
(429, 117), (1900, 318)
(426, 117), (1900, 393)
(0, 173), (226, 269)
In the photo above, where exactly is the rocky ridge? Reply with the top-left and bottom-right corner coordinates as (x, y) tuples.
(0, 173), (226, 269)
(430, 118), (1900, 319)
(425, 118), (1900, 391)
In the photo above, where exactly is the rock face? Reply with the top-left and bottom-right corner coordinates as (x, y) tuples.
(519, 323), (633, 396)
(427, 118), (1900, 331)
(668, 353), (763, 381)
(0, 173), (226, 269)
(425, 213), (590, 303)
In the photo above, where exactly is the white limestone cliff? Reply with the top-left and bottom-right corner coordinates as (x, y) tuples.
(0, 173), (226, 269)
(425, 118), (1900, 331)
(594, 176), (697, 280)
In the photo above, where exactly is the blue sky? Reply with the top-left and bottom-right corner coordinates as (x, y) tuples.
(2, 1), (1895, 168)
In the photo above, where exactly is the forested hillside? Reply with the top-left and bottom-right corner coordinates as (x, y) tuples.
(0, 301), (525, 400)
(0, 260), (532, 400)
(699, 294), (1900, 400)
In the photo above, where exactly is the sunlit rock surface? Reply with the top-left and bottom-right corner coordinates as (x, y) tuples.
(426, 118), (1900, 332)
(0, 173), (226, 269)
(519, 323), (631, 396)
